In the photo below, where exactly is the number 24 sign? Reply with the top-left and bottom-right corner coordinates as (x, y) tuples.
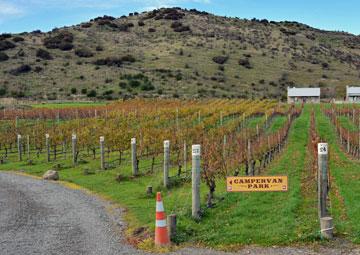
(318, 143), (328, 155)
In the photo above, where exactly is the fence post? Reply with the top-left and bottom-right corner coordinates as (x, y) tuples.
(131, 138), (138, 176)
(265, 113), (268, 128)
(167, 214), (177, 241)
(318, 143), (329, 219)
(17, 134), (22, 161)
(163, 140), (170, 188)
(347, 130), (350, 153)
(45, 134), (50, 162)
(192, 144), (201, 220)
(100, 136), (105, 170)
(72, 134), (77, 165)
(26, 135), (30, 159)
(198, 111), (201, 124)
(183, 140), (187, 172)
(220, 112), (223, 126)
(223, 134), (227, 158)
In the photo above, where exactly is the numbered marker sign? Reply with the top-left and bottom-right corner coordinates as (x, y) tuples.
(72, 134), (76, 140)
(17, 134), (21, 139)
(164, 140), (170, 147)
(100, 136), (105, 142)
(45, 134), (50, 139)
(131, 138), (136, 144)
(318, 143), (328, 155)
(192, 145), (201, 156)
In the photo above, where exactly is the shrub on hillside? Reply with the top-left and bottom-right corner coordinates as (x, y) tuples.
(0, 40), (16, 51)
(81, 22), (92, 28)
(43, 31), (74, 50)
(75, 47), (94, 58)
(12, 37), (24, 42)
(93, 15), (115, 21)
(0, 52), (9, 62)
(121, 55), (136, 62)
(148, 28), (156, 33)
(94, 57), (123, 67)
(34, 66), (43, 73)
(171, 21), (183, 29)
(138, 20), (145, 26)
(140, 82), (155, 91)
(238, 58), (252, 69)
(0, 33), (11, 40)
(58, 42), (74, 51)
(36, 48), (53, 60)
(9, 64), (31, 75)
(212, 56), (228, 65)
(87, 89), (97, 97)
(95, 46), (104, 51)
(173, 25), (191, 33)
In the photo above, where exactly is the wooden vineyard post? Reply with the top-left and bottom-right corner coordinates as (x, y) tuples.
(100, 136), (105, 170)
(63, 141), (67, 160)
(198, 111), (201, 124)
(247, 139), (254, 176)
(163, 140), (170, 188)
(340, 128), (343, 145)
(220, 112), (223, 126)
(192, 144), (201, 220)
(277, 131), (281, 152)
(131, 138), (138, 176)
(347, 130), (350, 153)
(72, 134), (77, 165)
(358, 116), (360, 159)
(183, 140), (187, 172)
(17, 134), (22, 161)
(26, 135), (30, 159)
(45, 134), (50, 162)
(318, 143), (329, 218)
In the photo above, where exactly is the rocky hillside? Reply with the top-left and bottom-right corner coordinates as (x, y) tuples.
(0, 7), (359, 100)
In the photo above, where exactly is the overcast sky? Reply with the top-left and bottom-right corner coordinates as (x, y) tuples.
(0, 0), (359, 35)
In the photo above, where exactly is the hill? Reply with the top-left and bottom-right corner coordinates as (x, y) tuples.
(0, 7), (360, 100)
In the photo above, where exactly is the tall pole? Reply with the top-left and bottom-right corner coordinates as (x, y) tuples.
(27, 135), (30, 159)
(131, 138), (138, 176)
(183, 140), (187, 172)
(45, 134), (50, 162)
(72, 134), (77, 165)
(17, 134), (22, 161)
(100, 136), (105, 170)
(163, 140), (170, 188)
(192, 144), (201, 220)
(318, 143), (329, 218)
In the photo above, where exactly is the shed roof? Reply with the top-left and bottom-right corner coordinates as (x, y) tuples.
(287, 87), (320, 97)
(347, 86), (360, 95)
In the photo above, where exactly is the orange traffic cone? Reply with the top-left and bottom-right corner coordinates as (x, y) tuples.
(155, 192), (170, 246)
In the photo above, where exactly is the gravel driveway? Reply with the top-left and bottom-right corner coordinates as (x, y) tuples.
(0, 172), (359, 255)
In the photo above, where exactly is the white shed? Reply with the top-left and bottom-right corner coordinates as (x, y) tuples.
(287, 87), (320, 103)
(346, 86), (360, 102)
